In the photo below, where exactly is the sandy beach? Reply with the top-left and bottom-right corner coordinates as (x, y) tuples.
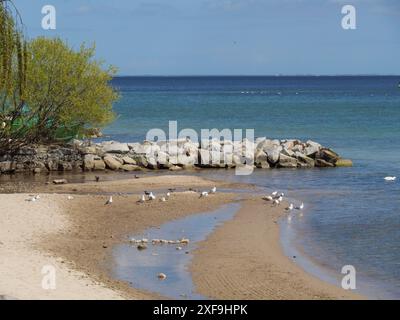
(0, 174), (361, 300)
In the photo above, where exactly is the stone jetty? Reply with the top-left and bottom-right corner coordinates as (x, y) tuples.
(0, 138), (352, 174)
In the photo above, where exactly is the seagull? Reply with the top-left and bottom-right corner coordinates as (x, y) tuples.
(263, 195), (273, 201)
(280, 193), (285, 198)
(139, 195), (146, 203)
(67, 196), (74, 200)
(34, 195), (40, 200)
(273, 199), (280, 206)
(105, 196), (113, 205)
(200, 191), (209, 198)
(286, 203), (294, 211)
(210, 187), (217, 194)
(296, 203), (304, 210)
(166, 192), (171, 198)
(160, 197), (167, 202)
(144, 191), (151, 196)
(26, 197), (36, 202)
(384, 176), (396, 181)
(271, 191), (278, 197)
(148, 192), (156, 201)
(277, 196), (283, 202)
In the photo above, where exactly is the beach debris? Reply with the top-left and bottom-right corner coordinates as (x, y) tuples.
(286, 203), (294, 211)
(160, 197), (167, 202)
(296, 203), (304, 210)
(210, 186), (217, 194)
(95, 176), (100, 182)
(105, 196), (113, 205)
(67, 196), (74, 200)
(157, 273), (167, 280)
(53, 179), (68, 185)
(137, 244), (147, 251)
(200, 191), (209, 198)
(102, 244), (108, 249)
(384, 176), (396, 181)
(168, 188), (176, 193)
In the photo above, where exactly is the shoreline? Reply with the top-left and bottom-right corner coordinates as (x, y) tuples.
(0, 174), (362, 300)
(190, 198), (362, 300)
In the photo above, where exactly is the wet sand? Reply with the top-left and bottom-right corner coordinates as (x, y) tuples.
(190, 199), (362, 300)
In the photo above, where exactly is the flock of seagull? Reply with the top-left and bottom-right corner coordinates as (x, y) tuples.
(262, 191), (304, 223)
(103, 186), (218, 206)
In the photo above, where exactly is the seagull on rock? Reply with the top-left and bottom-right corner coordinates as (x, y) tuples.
(105, 196), (113, 205)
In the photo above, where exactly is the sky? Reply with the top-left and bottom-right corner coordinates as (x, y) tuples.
(13, 0), (400, 75)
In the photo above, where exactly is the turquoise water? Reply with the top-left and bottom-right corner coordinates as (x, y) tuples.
(106, 76), (400, 299)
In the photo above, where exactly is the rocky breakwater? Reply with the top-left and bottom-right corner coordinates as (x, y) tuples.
(0, 138), (352, 174)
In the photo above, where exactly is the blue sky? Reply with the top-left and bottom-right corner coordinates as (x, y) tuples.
(16, 0), (400, 75)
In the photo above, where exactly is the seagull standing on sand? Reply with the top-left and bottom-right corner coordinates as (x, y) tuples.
(273, 199), (280, 206)
(210, 187), (217, 194)
(148, 192), (156, 201)
(263, 195), (273, 201)
(139, 195), (146, 203)
(200, 191), (209, 198)
(271, 191), (278, 197)
(166, 192), (171, 198)
(277, 196), (283, 202)
(105, 196), (113, 205)
(286, 203), (294, 211)
(160, 197), (167, 202)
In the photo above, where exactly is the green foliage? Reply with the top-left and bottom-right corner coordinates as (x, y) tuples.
(25, 37), (118, 141)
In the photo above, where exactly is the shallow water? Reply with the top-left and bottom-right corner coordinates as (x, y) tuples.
(111, 203), (240, 299)
(103, 76), (400, 299)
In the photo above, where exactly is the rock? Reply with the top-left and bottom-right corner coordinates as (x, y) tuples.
(0, 295), (18, 300)
(315, 159), (335, 167)
(265, 148), (281, 165)
(137, 244), (147, 251)
(121, 164), (141, 171)
(133, 155), (148, 167)
(58, 162), (73, 171)
(281, 147), (295, 157)
(335, 158), (353, 167)
(296, 153), (315, 168)
(122, 156), (136, 165)
(101, 142), (130, 154)
(93, 159), (106, 170)
(157, 273), (167, 280)
(53, 179), (68, 185)
(0, 161), (16, 173)
(278, 154), (298, 168)
(169, 165), (183, 171)
(103, 155), (122, 170)
(318, 148), (340, 164)
(254, 150), (270, 169)
(83, 154), (95, 170)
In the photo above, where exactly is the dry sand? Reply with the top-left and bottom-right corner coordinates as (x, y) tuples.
(190, 199), (362, 300)
(0, 175), (236, 299)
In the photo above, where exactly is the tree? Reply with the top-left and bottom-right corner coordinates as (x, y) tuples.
(24, 37), (118, 142)
(0, 0), (28, 152)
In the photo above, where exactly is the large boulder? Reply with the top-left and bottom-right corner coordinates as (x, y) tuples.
(0, 161), (16, 173)
(278, 154), (298, 168)
(101, 142), (130, 154)
(103, 155), (122, 170)
(122, 156), (137, 165)
(83, 154), (95, 170)
(264, 147), (281, 165)
(94, 159), (106, 170)
(315, 159), (335, 167)
(318, 148), (340, 164)
(121, 164), (141, 171)
(254, 150), (270, 169)
(295, 153), (315, 168)
(335, 158), (353, 167)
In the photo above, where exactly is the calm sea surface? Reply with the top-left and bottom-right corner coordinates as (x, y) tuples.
(107, 76), (400, 298)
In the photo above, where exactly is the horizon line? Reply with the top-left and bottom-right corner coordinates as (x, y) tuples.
(114, 74), (400, 77)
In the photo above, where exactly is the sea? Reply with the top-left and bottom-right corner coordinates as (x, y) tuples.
(105, 76), (400, 299)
